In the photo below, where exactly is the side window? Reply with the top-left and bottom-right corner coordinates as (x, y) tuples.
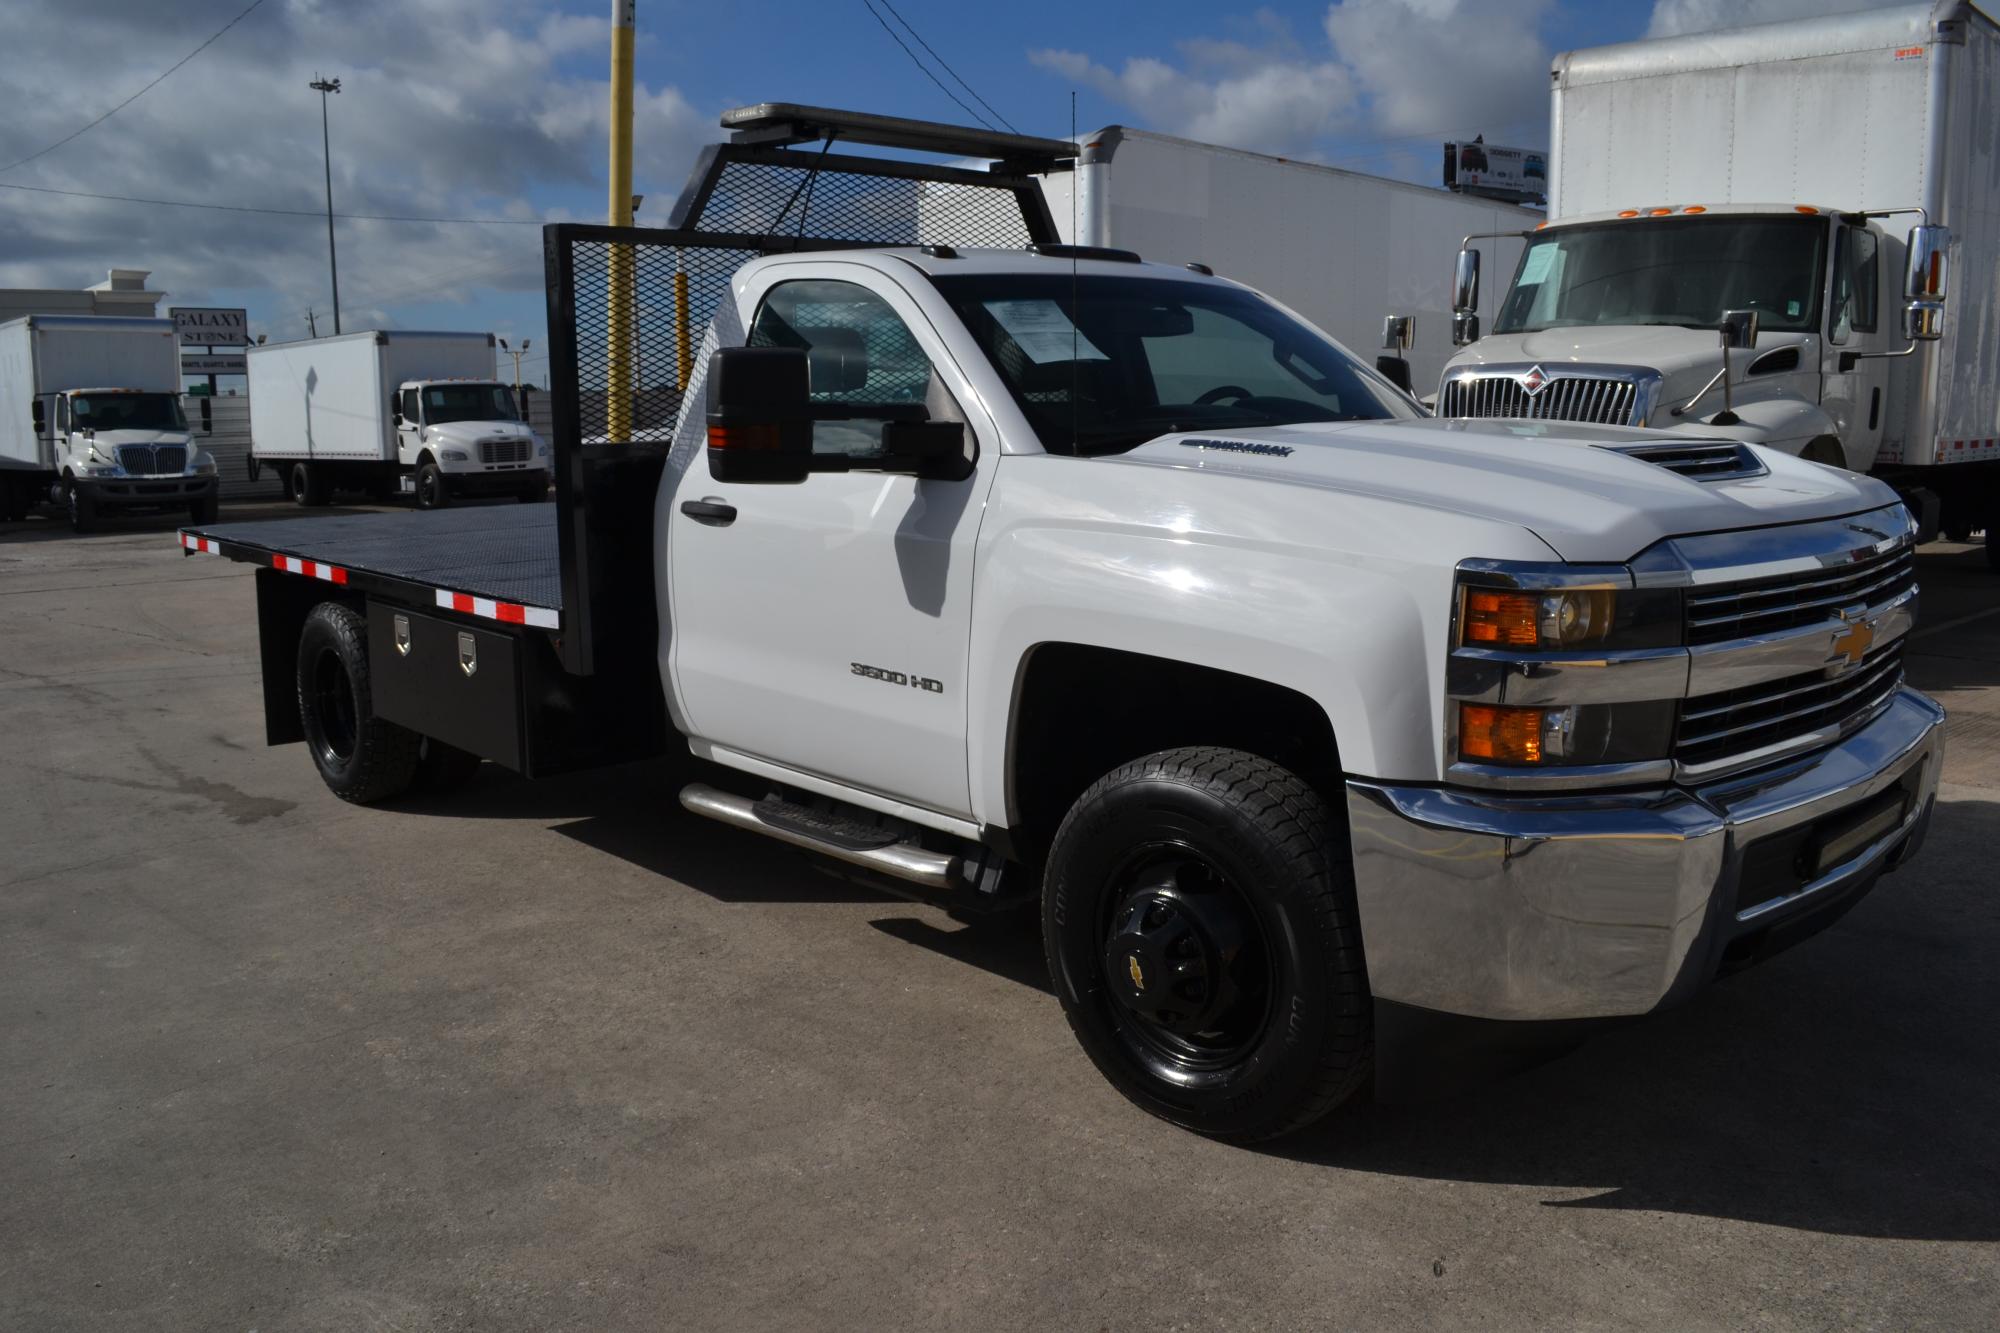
(400, 388), (420, 423)
(55, 395), (68, 434)
(747, 278), (935, 460)
(1830, 226), (1879, 344)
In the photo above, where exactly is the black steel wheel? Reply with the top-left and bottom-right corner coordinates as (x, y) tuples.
(414, 461), (447, 510)
(66, 480), (97, 533)
(295, 602), (420, 803)
(1043, 746), (1371, 1142)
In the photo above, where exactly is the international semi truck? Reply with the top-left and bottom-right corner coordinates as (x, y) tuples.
(246, 330), (550, 509)
(0, 315), (218, 531)
(179, 106), (1944, 1142)
(1440, 1), (2000, 567)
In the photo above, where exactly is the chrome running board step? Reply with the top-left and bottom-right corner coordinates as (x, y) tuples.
(679, 784), (966, 891)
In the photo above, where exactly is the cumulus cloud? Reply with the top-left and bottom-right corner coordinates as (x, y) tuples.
(1646, 0), (1912, 38)
(1033, 0), (1557, 169)
(1028, 40), (1355, 155)
(0, 0), (707, 340)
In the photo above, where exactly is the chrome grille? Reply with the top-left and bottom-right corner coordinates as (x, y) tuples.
(1440, 374), (1637, 425)
(1686, 546), (1916, 646)
(478, 437), (531, 465)
(115, 445), (186, 475)
(1676, 641), (1904, 769)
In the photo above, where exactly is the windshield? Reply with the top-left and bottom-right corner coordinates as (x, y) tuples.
(931, 274), (1418, 455)
(422, 384), (518, 425)
(69, 392), (186, 432)
(1495, 217), (1827, 335)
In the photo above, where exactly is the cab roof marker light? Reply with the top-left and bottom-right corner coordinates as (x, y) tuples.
(1617, 209), (1640, 218)
(1683, 205), (1707, 214)
(1795, 205), (1820, 214)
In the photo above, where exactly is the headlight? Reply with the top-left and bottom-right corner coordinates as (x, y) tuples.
(441, 449), (469, 462)
(80, 463), (121, 477)
(1448, 563), (1684, 776)
(189, 451), (217, 476)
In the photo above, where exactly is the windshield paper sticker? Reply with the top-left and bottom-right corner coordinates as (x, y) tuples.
(1516, 243), (1558, 286)
(984, 299), (1109, 364)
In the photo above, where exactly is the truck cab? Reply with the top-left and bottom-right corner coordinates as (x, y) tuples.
(1440, 205), (1916, 473)
(390, 378), (549, 506)
(50, 386), (218, 531)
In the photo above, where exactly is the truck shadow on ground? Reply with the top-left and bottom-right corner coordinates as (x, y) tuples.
(399, 758), (1999, 1241)
(1277, 792), (2000, 1243)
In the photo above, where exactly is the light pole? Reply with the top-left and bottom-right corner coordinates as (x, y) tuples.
(499, 337), (531, 408)
(309, 75), (342, 335)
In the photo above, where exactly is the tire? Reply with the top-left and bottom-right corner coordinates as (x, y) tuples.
(412, 736), (483, 793)
(1042, 746), (1371, 1143)
(292, 462), (330, 508)
(1942, 524), (1972, 544)
(296, 602), (421, 804)
(1986, 521), (1999, 574)
(66, 480), (98, 534)
(414, 460), (447, 510)
(189, 494), (219, 526)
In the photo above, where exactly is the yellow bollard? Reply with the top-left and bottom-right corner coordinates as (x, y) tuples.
(674, 266), (692, 393)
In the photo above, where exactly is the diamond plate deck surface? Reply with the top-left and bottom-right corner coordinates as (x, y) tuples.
(189, 505), (563, 611)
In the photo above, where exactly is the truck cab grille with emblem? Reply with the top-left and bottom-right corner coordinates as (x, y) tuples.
(1439, 373), (1638, 425)
(1604, 440), (1767, 482)
(1676, 640), (1905, 769)
(1685, 545), (1916, 645)
(116, 444), (186, 475)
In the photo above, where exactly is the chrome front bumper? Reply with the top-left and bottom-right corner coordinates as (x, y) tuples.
(1346, 687), (1946, 1022)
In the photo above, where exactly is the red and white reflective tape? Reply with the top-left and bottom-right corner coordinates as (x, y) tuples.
(178, 532), (224, 556)
(435, 588), (559, 629)
(272, 553), (349, 584)
(1940, 437), (2000, 460)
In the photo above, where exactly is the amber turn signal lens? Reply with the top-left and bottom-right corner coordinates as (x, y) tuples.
(1459, 704), (1548, 764)
(1463, 590), (1541, 647)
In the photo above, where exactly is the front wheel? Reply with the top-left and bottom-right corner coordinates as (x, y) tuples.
(296, 602), (420, 803)
(66, 480), (98, 533)
(414, 461), (447, 510)
(1042, 746), (1371, 1142)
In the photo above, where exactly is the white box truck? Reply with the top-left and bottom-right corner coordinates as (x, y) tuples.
(247, 330), (550, 509)
(0, 314), (218, 531)
(1438, 1), (2000, 565)
(1031, 128), (1541, 396)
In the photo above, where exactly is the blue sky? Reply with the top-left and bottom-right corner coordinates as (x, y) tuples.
(0, 0), (1888, 387)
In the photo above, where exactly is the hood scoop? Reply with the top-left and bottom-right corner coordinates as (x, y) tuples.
(1597, 439), (1768, 482)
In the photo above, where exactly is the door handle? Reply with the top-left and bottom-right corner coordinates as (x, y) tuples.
(680, 498), (738, 527)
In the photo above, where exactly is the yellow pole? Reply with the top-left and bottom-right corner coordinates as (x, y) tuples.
(606, 0), (637, 441)
(673, 265), (692, 392)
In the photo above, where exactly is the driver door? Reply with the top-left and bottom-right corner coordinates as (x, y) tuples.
(395, 387), (422, 462)
(668, 264), (999, 818)
(1822, 223), (1889, 468)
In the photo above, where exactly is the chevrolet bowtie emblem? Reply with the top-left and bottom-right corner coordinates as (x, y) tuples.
(1828, 617), (1874, 671)
(1127, 954), (1146, 992)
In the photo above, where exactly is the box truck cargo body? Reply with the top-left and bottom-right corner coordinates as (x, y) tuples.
(0, 314), (217, 529)
(1439, 1), (2000, 561)
(247, 330), (549, 509)
(1037, 128), (1539, 395)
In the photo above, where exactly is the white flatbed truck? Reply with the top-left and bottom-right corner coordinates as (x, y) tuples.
(180, 106), (1946, 1140)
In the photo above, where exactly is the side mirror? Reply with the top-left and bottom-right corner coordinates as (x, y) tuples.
(881, 419), (972, 481)
(1381, 314), (1414, 352)
(705, 346), (811, 484)
(1904, 224), (1950, 300)
(1452, 249), (1480, 314)
(1719, 309), (1760, 351)
(32, 400), (44, 433)
(1374, 355), (1415, 394)
(1451, 311), (1480, 347)
(1904, 299), (1945, 342)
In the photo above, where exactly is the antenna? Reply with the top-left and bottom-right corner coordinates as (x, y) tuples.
(1070, 90), (1079, 456)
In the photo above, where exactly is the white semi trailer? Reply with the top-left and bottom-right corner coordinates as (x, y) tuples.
(0, 314), (218, 531)
(247, 330), (550, 509)
(1440, 1), (2000, 565)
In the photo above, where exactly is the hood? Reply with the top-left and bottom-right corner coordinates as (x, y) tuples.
(1450, 326), (1817, 417)
(1105, 417), (1896, 564)
(88, 427), (193, 448)
(425, 419), (532, 446)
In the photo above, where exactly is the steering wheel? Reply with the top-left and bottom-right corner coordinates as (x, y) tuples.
(1195, 385), (1254, 406)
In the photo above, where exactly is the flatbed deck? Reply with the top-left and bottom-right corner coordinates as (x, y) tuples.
(179, 504), (563, 629)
